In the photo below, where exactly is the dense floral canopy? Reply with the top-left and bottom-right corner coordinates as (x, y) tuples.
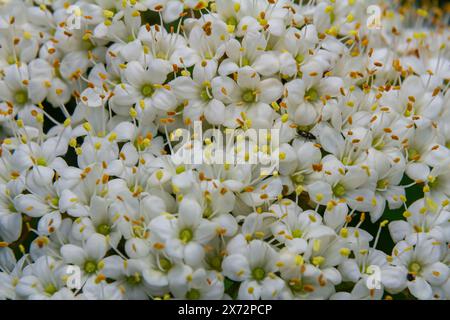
(0, 0), (448, 300)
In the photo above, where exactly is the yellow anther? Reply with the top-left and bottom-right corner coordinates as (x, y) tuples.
(315, 193), (324, 202)
(403, 211), (412, 218)
(294, 255), (304, 266)
(312, 256), (325, 266)
(313, 239), (321, 252)
(103, 10), (114, 18)
(416, 9), (428, 17)
(69, 138), (77, 148)
(340, 248), (351, 256)
(108, 132), (117, 142)
(129, 108), (137, 118)
(83, 122), (92, 132)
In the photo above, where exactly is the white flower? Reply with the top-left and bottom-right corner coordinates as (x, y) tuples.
(223, 240), (283, 299)
(391, 236), (449, 300)
(149, 198), (216, 267)
(16, 256), (74, 300)
(61, 233), (108, 281)
(170, 60), (226, 125)
(212, 66), (283, 129)
(219, 31), (279, 77)
(168, 266), (224, 299)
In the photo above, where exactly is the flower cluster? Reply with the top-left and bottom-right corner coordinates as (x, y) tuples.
(0, 0), (449, 300)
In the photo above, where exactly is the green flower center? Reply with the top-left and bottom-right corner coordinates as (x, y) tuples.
(36, 157), (47, 166)
(295, 54), (305, 64)
(7, 55), (16, 65)
(409, 262), (422, 274)
(341, 156), (353, 166)
(429, 177), (439, 189)
(14, 90), (28, 104)
(84, 261), (97, 274)
(292, 173), (304, 184)
(242, 90), (257, 103)
(126, 273), (142, 285)
(81, 39), (95, 51)
(141, 84), (155, 97)
(44, 283), (57, 295)
(50, 197), (59, 207)
(332, 183), (346, 197)
(8, 202), (17, 213)
(372, 136), (385, 150)
(305, 88), (319, 102)
(227, 16), (238, 27)
(179, 228), (193, 244)
(185, 288), (201, 300)
(159, 258), (172, 272)
(200, 87), (212, 101)
(408, 148), (420, 161)
(203, 205), (213, 218)
(209, 256), (222, 271)
(97, 224), (111, 235)
(292, 229), (303, 238)
(241, 56), (251, 67)
(251, 267), (266, 281)
(376, 179), (389, 190)
(289, 279), (303, 292)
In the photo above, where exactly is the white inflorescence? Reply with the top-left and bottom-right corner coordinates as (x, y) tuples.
(0, 0), (449, 300)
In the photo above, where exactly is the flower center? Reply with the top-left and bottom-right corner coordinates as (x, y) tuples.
(36, 157), (47, 166)
(241, 56), (251, 67)
(428, 176), (439, 189)
(50, 197), (59, 207)
(332, 183), (346, 197)
(209, 256), (222, 271)
(292, 229), (303, 238)
(8, 202), (17, 213)
(408, 148), (421, 161)
(126, 273), (142, 285)
(156, 52), (167, 60)
(289, 278), (303, 292)
(141, 84), (155, 97)
(81, 39), (95, 51)
(409, 262), (422, 274)
(251, 267), (266, 281)
(341, 156), (354, 166)
(203, 205), (213, 218)
(295, 54), (305, 64)
(44, 283), (57, 295)
(376, 179), (389, 190)
(159, 258), (172, 272)
(227, 16), (238, 27)
(305, 88), (319, 102)
(200, 87), (212, 101)
(97, 224), (111, 235)
(372, 136), (385, 150)
(292, 173), (304, 184)
(242, 90), (257, 103)
(185, 288), (201, 300)
(179, 228), (193, 244)
(84, 260), (97, 274)
(14, 90), (28, 104)
(7, 55), (16, 65)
